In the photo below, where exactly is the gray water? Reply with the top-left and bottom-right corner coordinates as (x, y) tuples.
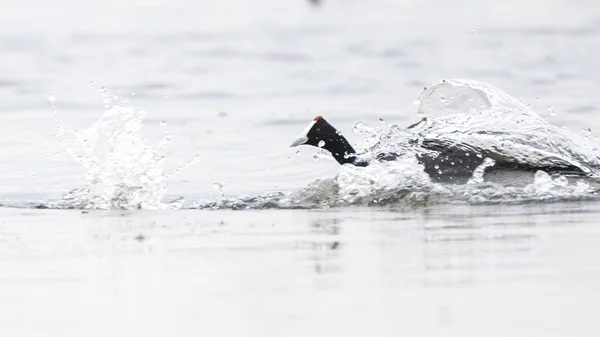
(2, 0), (600, 335)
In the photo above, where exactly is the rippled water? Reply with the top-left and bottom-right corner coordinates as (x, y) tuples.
(2, 0), (600, 335)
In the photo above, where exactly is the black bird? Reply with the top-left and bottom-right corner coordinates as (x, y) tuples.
(290, 116), (365, 166)
(290, 116), (586, 183)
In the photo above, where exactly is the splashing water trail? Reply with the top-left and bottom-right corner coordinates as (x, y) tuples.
(415, 79), (600, 176)
(186, 79), (600, 211)
(521, 171), (594, 200)
(334, 158), (450, 206)
(51, 89), (198, 210)
(41, 79), (600, 211)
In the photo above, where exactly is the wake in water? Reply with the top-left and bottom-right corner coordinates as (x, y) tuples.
(191, 161), (596, 210)
(25, 79), (600, 210)
(196, 79), (600, 210)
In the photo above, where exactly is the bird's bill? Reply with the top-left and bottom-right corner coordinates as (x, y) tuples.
(290, 119), (318, 147)
(290, 136), (309, 147)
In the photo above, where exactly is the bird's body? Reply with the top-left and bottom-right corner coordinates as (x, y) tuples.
(290, 116), (587, 183)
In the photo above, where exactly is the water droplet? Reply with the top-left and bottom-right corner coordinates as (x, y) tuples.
(352, 121), (370, 133)
(547, 105), (556, 116)
(434, 165), (440, 169)
(47, 94), (55, 103)
(296, 150), (300, 155)
(476, 153), (483, 158)
(313, 155), (319, 161)
(160, 121), (167, 127)
(470, 29), (475, 34)
(214, 182), (225, 198)
(318, 140), (325, 148)
(451, 162), (455, 165)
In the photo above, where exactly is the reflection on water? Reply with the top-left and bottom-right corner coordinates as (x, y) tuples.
(306, 218), (341, 275)
(1, 203), (600, 335)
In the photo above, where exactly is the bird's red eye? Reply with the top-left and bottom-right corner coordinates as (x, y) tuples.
(314, 116), (323, 121)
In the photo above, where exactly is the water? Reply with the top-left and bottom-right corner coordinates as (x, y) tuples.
(2, 205), (600, 336)
(3, 0), (600, 335)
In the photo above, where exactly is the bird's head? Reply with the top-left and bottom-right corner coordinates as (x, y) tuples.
(290, 116), (359, 165)
(289, 116), (339, 148)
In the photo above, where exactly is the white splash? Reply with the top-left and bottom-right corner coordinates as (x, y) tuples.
(414, 79), (600, 176)
(467, 157), (496, 185)
(335, 158), (449, 205)
(522, 170), (593, 199)
(52, 89), (198, 210)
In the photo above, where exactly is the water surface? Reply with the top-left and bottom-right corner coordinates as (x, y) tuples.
(1, 0), (600, 335)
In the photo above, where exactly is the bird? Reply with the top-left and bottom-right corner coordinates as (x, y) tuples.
(290, 116), (586, 183)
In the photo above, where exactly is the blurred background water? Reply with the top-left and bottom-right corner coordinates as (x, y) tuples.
(2, 0), (600, 335)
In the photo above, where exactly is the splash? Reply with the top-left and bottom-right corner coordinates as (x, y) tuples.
(35, 79), (600, 211)
(247, 78), (600, 209)
(467, 157), (496, 185)
(522, 170), (594, 200)
(334, 158), (446, 205)
(414, 79), (600, 175)
(351, 120), (426, 164)
(50, 88), (197, 210)
(188, 167), (597, 211)
(185, 79), (600, 211)
(343, 79), (600, 203)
